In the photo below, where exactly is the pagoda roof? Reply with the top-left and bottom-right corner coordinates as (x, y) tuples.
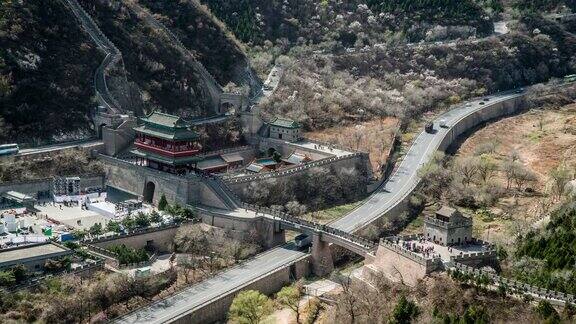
(141, 111), (188, 128)
(268, 117), (300, 129)
(135, 112), (198, 141)
(130, 149), (203, 166)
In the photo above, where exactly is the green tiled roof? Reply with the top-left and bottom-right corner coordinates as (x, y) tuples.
(133, 125), (198, 141)
(268, 117), (300, 129)
(141, 111), (188, 129)
(131, 149), (203, 166)
(135, 111), (198, 141)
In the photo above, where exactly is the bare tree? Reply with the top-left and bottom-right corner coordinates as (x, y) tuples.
(549, 164), (572, 199)
(514, 166), (538, 190)
(477, 154), (498, 183)
(454, 156), (479, 185)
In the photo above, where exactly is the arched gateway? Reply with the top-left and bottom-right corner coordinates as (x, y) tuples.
(143, 181), (156, 203)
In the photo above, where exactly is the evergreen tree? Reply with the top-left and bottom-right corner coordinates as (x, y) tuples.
(158, 194), (168, 211)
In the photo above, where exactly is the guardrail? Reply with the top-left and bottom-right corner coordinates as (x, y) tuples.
(239, 203), (376, 253)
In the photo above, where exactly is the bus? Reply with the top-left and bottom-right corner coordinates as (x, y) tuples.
(564, 74), (576, 83)
(0, 143), (19, 156)
(294, 234), (312, 249)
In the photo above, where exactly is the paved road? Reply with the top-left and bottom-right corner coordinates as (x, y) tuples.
(17, 139), (103, 156)
(114, 90), (523, 323)
(115, 244), (307, 324)
(331, 92), (522, 232)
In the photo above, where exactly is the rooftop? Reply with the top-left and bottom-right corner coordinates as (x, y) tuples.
(141, 111), (188, 129)
(269, 117), (300, 129)
(256, 158), (278, 166)
(282, 152), (310, 165)
(135, 111), (198, 141)
(196, 156), (228, 171)
(432, 206), (470, 224)
(246, 163), (269, 173)
(0, 242), (69, 264)
(2, 191), (35, 204)
(221, 153), (244, 163)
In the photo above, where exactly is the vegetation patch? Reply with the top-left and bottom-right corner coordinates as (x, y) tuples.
(0, 0), (103, 142)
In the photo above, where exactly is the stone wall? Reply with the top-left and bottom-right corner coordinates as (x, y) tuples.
(224, 153), (370, 209)
(84, 225), (179, 253)
(369, 241), (441, 287)
(197, 207), (286, 249)
(453, 262), (576, 305)
(258, 138), (336, 160)
(450, 250), (498, 268)
(100, 155), (199, 205)
(100, 155), (235, 208)
(172, 254), (311, 324)
(102, 117), (137, 156)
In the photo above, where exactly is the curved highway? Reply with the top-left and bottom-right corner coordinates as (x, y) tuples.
(331, 91), (522, 232)
(114, 90), (524, 323)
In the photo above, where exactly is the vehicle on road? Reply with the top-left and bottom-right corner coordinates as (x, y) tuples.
(263, 84), (273, 91)
(439, 119), (448, 128)
(295, 234), (312, 248)
(515, 87), (525, 94)
(0, 143), (19, 156)
(479, 102), (485, 105)
(424, 122), (434, 133)
(483, 97), (490, 101)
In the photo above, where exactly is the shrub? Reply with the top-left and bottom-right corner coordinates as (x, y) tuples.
(158, 195), (168, 211)
(108, 245), (149, 265)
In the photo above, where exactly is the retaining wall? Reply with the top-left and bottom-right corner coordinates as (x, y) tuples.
(172, 255), (311, 324)
(196, 207), (285, 249)
(84, 225), (179, 253)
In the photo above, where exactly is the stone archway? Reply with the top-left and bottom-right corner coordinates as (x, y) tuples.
(143, 181), (156, 204)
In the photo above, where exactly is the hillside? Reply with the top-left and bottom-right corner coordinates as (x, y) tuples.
(0, 0), (103, 143)
(78, 0), (217, 118)
(201, 0), (493, 47)
(0, 0), (261, 144)
(137, 0), (252, 88)
(259, 14), (576, 131)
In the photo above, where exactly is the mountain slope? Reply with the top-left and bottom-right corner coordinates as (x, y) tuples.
(0, 0), (103, 143)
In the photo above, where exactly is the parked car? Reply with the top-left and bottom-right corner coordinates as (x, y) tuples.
(439, 119), (448, 128)
(424, 122), (434, 133)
